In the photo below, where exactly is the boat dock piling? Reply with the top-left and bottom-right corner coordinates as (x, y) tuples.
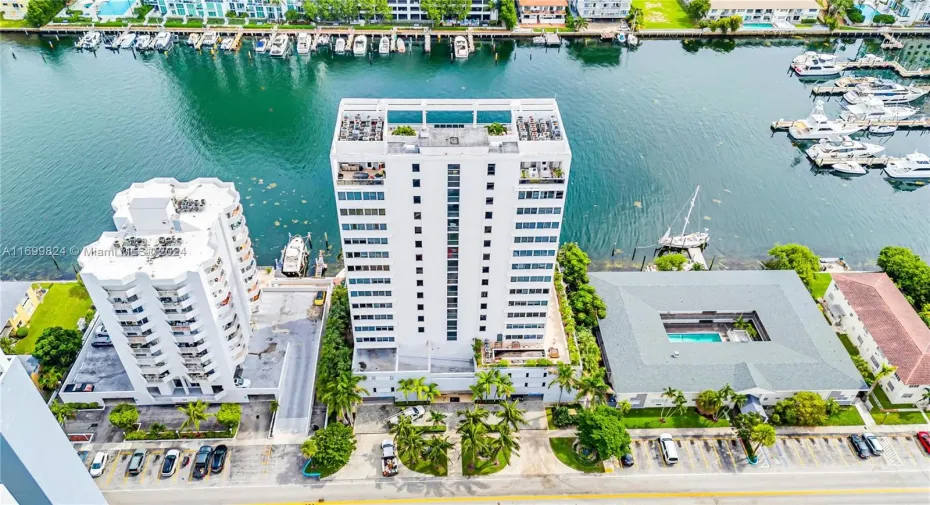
(347, 28), (355, 50)
(424, 28), (431, 53)
(311, 29), (320, 51)
(467, 29), (475, 53)
(881, 32), (904, 49)
(839, 60), (930, 78)
(771, 118), (930, 130)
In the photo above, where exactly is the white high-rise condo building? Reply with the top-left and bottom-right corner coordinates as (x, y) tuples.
(332, 99), (575, 400)
(76, 178), (261, 405)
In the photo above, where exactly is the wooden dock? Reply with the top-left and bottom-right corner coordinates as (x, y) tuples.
(424, 28), (431, 53)
(194, 31), (207, 50)
(812, 156), (893, 167)
(811, 84), (930, 95)
(881, 32), (904, 50)
(772, 118), (930, 130)
(839, 60), (930, 78)
(467, 29), (475, 53)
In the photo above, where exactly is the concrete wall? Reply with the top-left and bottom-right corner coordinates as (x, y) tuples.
(826, 281), (927, 405)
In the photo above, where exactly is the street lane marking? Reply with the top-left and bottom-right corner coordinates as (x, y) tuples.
(246, 487), (930, 504)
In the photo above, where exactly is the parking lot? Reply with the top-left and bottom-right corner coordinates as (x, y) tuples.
(619, 433), (930, 475)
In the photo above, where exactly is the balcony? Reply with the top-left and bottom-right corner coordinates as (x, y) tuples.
(226, 204), (242, 220)
(519, 162), (565, 185)
(337, 162), (386, 186)
(491, 340), (546, 351)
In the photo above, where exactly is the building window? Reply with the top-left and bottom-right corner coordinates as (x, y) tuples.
(414, 212), (421, 220)
(417, 280), (424, 287)
(484, 240), (491, 247)
(415, 227), (422, 234)
(417, 292), (424, 299)
(418, 304), (424, 310)
(479, 325), (486, 331)
(484, 226), (492, 234)
(480, 315), (487, 321)
(482, 279), (489, 286)
(418, 316), (425, 322)
(416, 241), (422, 248)
(413, 179), (421, 188)
(487, 164), (496, 175)
(419, 327), (425, 333)
(416, 254), (423, 261)
(413, 196), (421, 204)
(485, 211), (493, 219)
(481, 303), (487, 309)
(416, 267), (424, 274)
(482, 267), (490, 273)
(413, 163), (420, 172)
(483, 253), (491, 260)
(487, 182), (495, 190)
(481, 291), (488, 298)
(486, 198), (494, 205)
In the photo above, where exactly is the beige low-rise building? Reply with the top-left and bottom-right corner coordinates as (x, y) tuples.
(518, 0), (568, 25)
(706, 0), (821, 22)
(1, 282), (42, 340)
(0, 0), (29, 20)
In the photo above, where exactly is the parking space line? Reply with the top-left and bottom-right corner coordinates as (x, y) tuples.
(709, 440), (723, 469)
(804, 439), (819, 468)
(725, 439), (739, 467)
(103, 451), (123, 487)
(897, 437), (918, 464)
(684, 441), (696, 469)
(139, 450), (158, 485)
(788, 439), (805, 467)
(656, 441), (669, 468)
(696, 441), (709, 469)
(829, 438), (849, 467)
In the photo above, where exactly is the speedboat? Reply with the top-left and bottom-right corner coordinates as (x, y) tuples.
(187, 33), (200, 46)
(281, 235), (307, 277)
(119, 33), (136, 49)
(832, 162), (868, 176)
(843, 79), (928, 104)
(334, 37), (346, 54)
(627, 34), (639, 46)
(787, 101), (863, 140)
(221, 37), (235, 51)
(884, 151), (930, 180)
(792, 52), (841, 77)
(353, 34), (367, 56)
(269, 34), (290, 58)
(453, 35), (468, 59)
(103, 35), (118, 50)
(840, 97), (918, 121)
(532, 36), (546, 45)
(154, 31), (173, 52)
(379, 35), (390, 54)
(396, 37), (405, 54)
(833, 76), (879, 88)
(201, 31), (218, 48)
(318, 34), (330, 47)
(255, 37), (268, 53)
(82, 31), (102, 50)
(135, 34), (152, 51)
(616, 32), (627, 44)
(297, 32), (311, 54)
(869, 124), (897, 135)
(805, 136), (885, 160)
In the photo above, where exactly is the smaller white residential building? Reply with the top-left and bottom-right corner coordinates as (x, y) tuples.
(570, 0), (630, 20)
(706, 0), (820, 22)
(0, 0), (28, 20)
(519, 0), (568, 25)
(827, 273), (930, 406)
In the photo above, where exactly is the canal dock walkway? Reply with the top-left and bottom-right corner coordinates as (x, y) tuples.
(771, 118), (930, 131)
(839, 60), (930, 78)
(811, 156), (894, 167)
(811, 84), (930, 95)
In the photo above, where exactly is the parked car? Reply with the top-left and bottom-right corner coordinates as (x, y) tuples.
(64, 383), (95, 393)
(862, 432), (884, 456)
(848, 434), (871, 459)
(234, 377), (251, 388)
(96, 325), (109, 338)
(89, 451), (108, 478)
(91, 334), (113, 347)
(314, 290), (326, 306)
(127, 449), (147, 475)
(211, 445), (228, 474)
(161, 449), (180, 478)
(658, 433), (679, 465)
(192, 446), (213, 479)
(387, 406), (426, 425)
(620, 453), (635, 467)
(918, 431), (930, 455)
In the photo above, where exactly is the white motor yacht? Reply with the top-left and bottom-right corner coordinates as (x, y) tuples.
(269, 34), (290, 58)
(281, 235), (308, 277)
(791, 52), (841, 77)
(255, 37), (268, 53)
(82, 31), (102, 50)
(334, 37), (347, 54)
(201, 31), (218, 48)
(119, 33), (136, 49)
(221, 37), (235, 51)
(840, 97), (918, 121)
(396, 37), (406, 54)
(843, 79), (929, 104)
(805, 136), (885, 160)
(135, 34), (152, 50)
(378, 35), (390, 54)
(353, 34), (367, 56)
(453, 35), (468, 59)
(627, 34), (639, 46)
(884, 152), (930, 181)
(297, 32), (312, 54)
(318, 34), (331, 47)
(187, 33), (200, 46)
(787, 101), (863, 140)
(154, 31), (173, 52)
(832, 162), (868, 176)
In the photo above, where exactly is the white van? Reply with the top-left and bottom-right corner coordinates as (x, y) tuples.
(658, 433), (679, 465)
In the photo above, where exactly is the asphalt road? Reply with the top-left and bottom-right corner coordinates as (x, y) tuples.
(103, 466), (930, 505)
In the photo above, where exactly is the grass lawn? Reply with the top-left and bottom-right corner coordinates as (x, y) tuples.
(632, 0), (695, 29)
(822, 406), (866, 426)
(811, 273), (832, 299)
(399, 450), (448, 476)
(0, 18), (29, 28)
(462, 448), (507, 476)
(871, 409), (927, 426)
(549, 438), (604, 473)
(302, 458), (345, 478)
(836, 333), (861, 357)
(872, 386), (915, 410)
(622, 408), (730, 429)
(14, 283), (92, 355)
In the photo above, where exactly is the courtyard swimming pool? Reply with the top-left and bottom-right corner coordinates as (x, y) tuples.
(743, 22), (775, 29)
(667, 333), (723, 343)
(96, 0), (134, 16)
(858, 3), (880, 23)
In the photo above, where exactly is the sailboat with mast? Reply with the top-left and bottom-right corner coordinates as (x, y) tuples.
(658, 186), (710, 249)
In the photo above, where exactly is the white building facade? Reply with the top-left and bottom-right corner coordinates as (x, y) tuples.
(705, 0), (820, 21)
(826, 273), (930, 406)
(0, 352), (107, 505)
(0, 0), (28, 20)
(332, 99), (574, 401)
(147, 0), (496, 22)
(570, 0), (630, 20)
(76, 178), (261, 405)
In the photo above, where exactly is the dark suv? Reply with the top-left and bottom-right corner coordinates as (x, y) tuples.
(848, 434), (870, 459)
(192, 446), (213, 479)
(210, 445), (228, 474)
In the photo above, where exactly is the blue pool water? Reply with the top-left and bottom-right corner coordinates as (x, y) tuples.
(668, 333), (723, 343)
(858, 4), (879, 23)
(743, 23), (775, 29)
(96, 0), (133, 16)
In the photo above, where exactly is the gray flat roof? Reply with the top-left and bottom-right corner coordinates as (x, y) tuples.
(590, 271), (866, 395)
(1, 281), (32, 322)
(68, 326), (134, 392)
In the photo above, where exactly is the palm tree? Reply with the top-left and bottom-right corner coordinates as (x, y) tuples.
(867, 363), (898, 397)
(457, 406), (491, 432)
(626, 6), (644, 32)
(576, 372), (609, 407)
(397, 429), (426, 464)
(749, 423), (776, 457)
(548, 363), (577, 405)
(496, 399), (527, 431)
(659, 387), (680, 422)
(390, 414), (416, 442)
(474, 370), (495, 400)
(573, 17), (588, 32)
(50, 402), (76, 425)
(920, 388), (930, 411)
(723, 393), (748, 421)
(178, 400), (212, 432)
(714, 384), (736, 421)
(423, 435), (453, 471)
(429, 410), (447, 427)
(489, 423), (521, 464)
(421, 382), (441, 403)
(319, 372), (369, 425)
(469, 383), (486, 402)
(459, 421), (491, 464)
(494, 373), (515, 400)
(398, 378), (416, 402)
(672, 392), (688, 417)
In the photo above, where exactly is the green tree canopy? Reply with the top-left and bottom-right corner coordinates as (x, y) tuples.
(178, 400), (212, 432)
(215, 403), (242, 430)
(877, 246), (930, 310)
(749, 423), (776, 454)
(577, 405), (631, 462)
(569, 284), (607, 328)
(558, 243), (591, 291)
(25, 0), (65, 27)
(695, 389), (722, 417)
(765, 243), (821, 292)
(686, 0), (711, 18)
(771, 391), (828, 426)
(655, 253), (689, 271)
(499, 0), (517, 30)
(109, 403), (140, 431)
(33, 326), (82, 370)
(312, 422), (357, 468)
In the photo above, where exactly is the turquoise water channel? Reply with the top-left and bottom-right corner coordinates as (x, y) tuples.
(0, 35), (928, 280)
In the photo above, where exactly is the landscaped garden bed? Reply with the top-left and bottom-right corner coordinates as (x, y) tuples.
(549, 438), (603, 473)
